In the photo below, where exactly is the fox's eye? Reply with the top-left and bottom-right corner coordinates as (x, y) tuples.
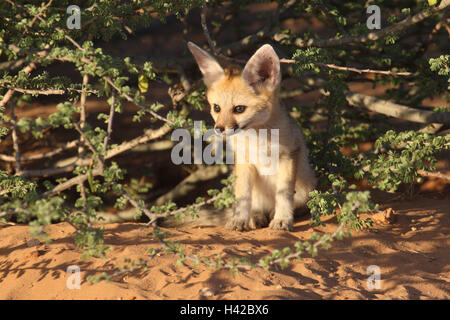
(213, 104), (220, 113)
(233, 105), (246, 114)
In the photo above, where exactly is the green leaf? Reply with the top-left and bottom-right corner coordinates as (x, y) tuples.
(138, 74), (149, 93)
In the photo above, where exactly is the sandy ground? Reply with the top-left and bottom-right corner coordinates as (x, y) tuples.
(0, 191), (448, 300)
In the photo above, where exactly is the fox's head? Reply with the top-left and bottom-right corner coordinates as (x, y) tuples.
(188, 42), (281, 136)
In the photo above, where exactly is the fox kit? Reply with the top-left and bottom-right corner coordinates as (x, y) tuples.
(187, 42), (317, 231)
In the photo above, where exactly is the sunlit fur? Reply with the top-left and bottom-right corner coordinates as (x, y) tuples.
(207, 70), (276, 132)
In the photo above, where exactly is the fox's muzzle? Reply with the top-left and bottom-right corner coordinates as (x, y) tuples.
(214, 123), (240, 136)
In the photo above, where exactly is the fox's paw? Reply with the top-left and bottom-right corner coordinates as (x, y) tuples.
(225, 217), (251, 231)
(269, 218), (293, 231)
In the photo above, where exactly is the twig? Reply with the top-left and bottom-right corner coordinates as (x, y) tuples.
(444, 22), (450, 36)
(78, 74), (89, 158)
(201, 1), (218, 55)
(9, 104), (22, 174)
(279, 59), (413, 76)
(103, 92), (115, 150)
(28, 0), (53, 30)
(72, 122), (98, 156)
(43, 167), (103, 197)
(118, 188), (156, 222)
(103, 76), (175, 126)
(199, 1), (246, 65)
(3, 86), (98, 96)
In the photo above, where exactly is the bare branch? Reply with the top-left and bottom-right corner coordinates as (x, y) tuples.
(18, 124), (171, 178)
(9, 104), (21, 174)
(43, 167), (103, 197)
(78, 74), (89, 159)
(77, 73), (89, 206)
(118, 187), (156, 222)
(280, 59), (413, 76)
(103, 125), (172, 160)
(20, 163), (78, 178)
(103, 92), (115, 151)
(0, 140), (79, 163)
(0, 59), (27, 72)
(417, 170), (450, 181)
(444, 22), (450, 36)
(7, 87), (65, 95)
(73, 122), (98, 156)
(418, 123), (444, 134)
(345, 91), (450, 125)
(3, 86), (98, 96)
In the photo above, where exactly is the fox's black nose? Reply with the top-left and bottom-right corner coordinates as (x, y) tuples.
(214, 126), (225, 134)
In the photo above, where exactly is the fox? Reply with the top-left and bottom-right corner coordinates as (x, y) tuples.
(162, 42), (317, 231)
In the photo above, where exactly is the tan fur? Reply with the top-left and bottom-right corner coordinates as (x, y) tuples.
(162, 43), (317, 231)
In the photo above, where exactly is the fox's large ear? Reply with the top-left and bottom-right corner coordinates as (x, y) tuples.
(188, 42), (225, 87)
(242, 44), (281, 93)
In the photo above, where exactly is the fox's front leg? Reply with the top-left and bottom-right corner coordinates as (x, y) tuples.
(226, 163), (252, 231)
(269, 156), (297, 231)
